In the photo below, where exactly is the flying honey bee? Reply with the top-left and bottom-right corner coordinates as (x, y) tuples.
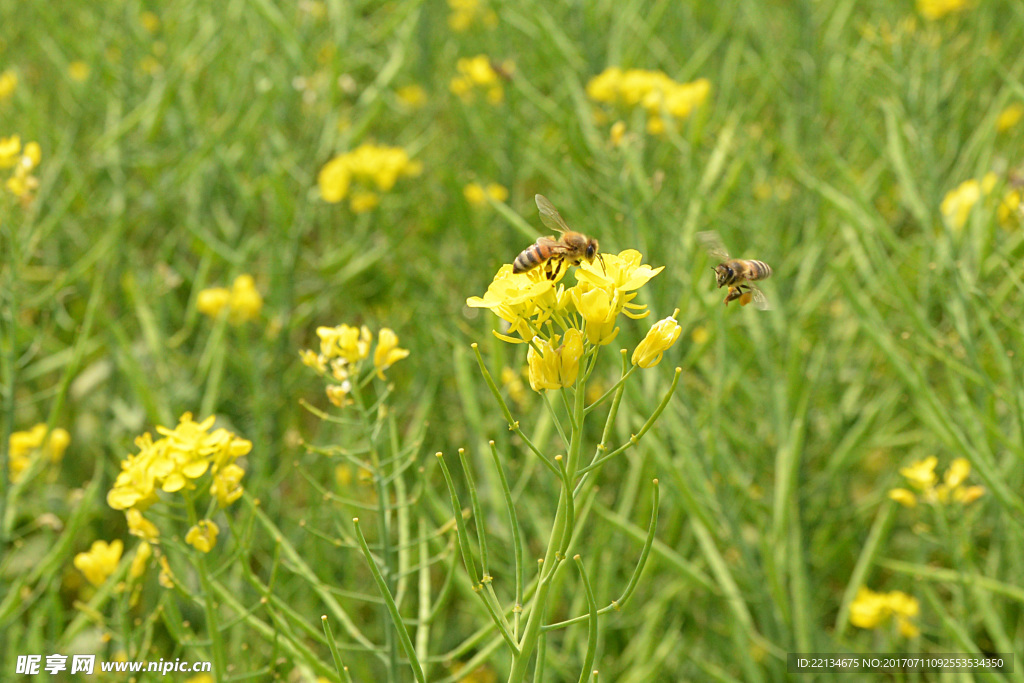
(513, 195), (604, 280)
(696, 231), (772, 310)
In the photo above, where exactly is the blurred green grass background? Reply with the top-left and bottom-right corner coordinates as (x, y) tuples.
(3, 0), (1024, 680)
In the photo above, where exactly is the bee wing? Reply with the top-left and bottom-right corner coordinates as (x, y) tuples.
(535, 194), (572, 234)
(696, 230), (731, 261)
(535, 235), (561, 248)
(748, 286), (771, 311)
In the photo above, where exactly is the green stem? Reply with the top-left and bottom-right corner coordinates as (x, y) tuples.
(352, 518), (427, 683)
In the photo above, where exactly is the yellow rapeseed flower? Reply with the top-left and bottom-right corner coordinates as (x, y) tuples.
(373, 328), (410, 379)
(74, 540), (124, 587)
(632, 310), (681, 368)
(466, 264), (568, 342)
(587, 67), (710, 134)
(318, 143), (421, 206)
(126, 508), (160, 542)
(899, 456), (938, 490)
(185, 520), (219, 553)
(527, 329), (583, 392)
(197, 274), (262, 324)
(895, 455), (984, 506)
(107, 413), (250, 516)
(464, 181), (508, 206)
(940, 175), (997, 231)
(448, 0), (498, 32)
(2, 137), (41, 200)
(129, 541), (152, 579)
(229, 274), (263, 322)
(8, 424), (70, 482)
(197, 287), (231, 318)
(450, 56), (509, 104)
(888, 488), (918, 507)
(849, 587), (920, 637)
(211, 463), (245, 507)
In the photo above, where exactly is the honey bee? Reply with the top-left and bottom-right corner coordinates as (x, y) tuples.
(696, 231), (772, 310)
(513, 195), (604, 280)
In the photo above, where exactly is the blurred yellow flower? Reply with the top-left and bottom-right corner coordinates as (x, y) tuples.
(448, 0), (498, 32)
(318, 143), (421, 206)
(587, 67), (710, 134)
(894, 455), (984, 506)
(8, 424), (69, 482)
(196, 287), (231, 318)
(997, 103), (1024, 132)
(0, 69), (17, 100)
(74, 540), (124, 587)
(899, 456), (938, 490)
(940, 174), (997, 231)
(1, 136), (41, 200)
(129, 541), (152, 579)
(396, 84), (427, 109)
(527, 330), (583, 392)
(140, 10), (161, 33)
(464, 181), (509, 206)
(126, 508), (160, 542)
(450, 55), (510, 104)
(185, 520), (219, 553)
(349, 189), (379, 213)
(211, 463), (245, 507)
(916, 0), (969, 20)
(158, 555), (175, 588)
(197, 274), (263, 324)
(68, 61), (90, 82)
(888, 488), (917, 507)
(632, 310), (681, 368)
(850, 587), (920, 637)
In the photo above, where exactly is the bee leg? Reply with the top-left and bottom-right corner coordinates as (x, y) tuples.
(547, 259), (563, 281)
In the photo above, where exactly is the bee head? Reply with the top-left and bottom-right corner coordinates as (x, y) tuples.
(713, 264), (732, 288)
(586, 239), (599, 262)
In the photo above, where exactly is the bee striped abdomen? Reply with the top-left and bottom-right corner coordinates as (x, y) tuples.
(513, 242), (554, 273)
(746, 260), (772, 281)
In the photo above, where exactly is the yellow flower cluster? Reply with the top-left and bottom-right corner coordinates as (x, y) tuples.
(0, 69), (16, 100)
(197, 274), (263, 324)
(586, 67), (710, 135)
(467, 243), (679, 391)
(448, 0), (497, 32)
(450, 56), (512, 105)
(74, 540), (124, 587)
(107, 413), (251, 550)
(940, 172), (1021, 231)
(888, 456), (984, 507)
(916, 0), (970, 21)
(463, 181), (508, 207)
(301, 324), (410, 407)
(850, 587), (920, 638)
(0, 134), (41, 200)
(8, 424), (70, 482)
(317, 143), (422, 212)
